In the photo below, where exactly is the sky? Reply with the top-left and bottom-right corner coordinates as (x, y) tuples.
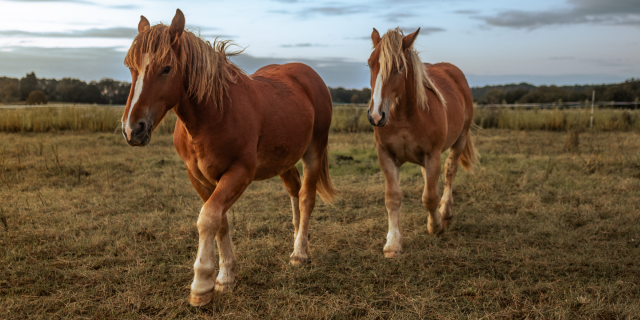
(0, 0), (639, 88)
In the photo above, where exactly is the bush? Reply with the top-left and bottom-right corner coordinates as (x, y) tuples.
(25, 90), (48, 105)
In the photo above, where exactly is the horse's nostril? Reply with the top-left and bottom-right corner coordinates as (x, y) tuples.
(138, 121), (147, 132)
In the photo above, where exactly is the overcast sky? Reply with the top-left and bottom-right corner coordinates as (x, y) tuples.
(0, 0), (639, 88)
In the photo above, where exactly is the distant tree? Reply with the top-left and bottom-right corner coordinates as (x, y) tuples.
(96, 78), (131, 104)
(0, 82), (20, 103)
(39, 78), (60, 102)
(504, 89), (529, 104)
(484, 89), (505, 104)
(82, 81), (105, 103)
(517, 86), (569, 104)
(25, 90), (48, 105)
(56, 78), (85, 102)
(19, 72), (39, 101)
(328, 87), (371, 104)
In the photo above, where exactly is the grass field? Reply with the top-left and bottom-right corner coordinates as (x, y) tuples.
(1, 105), (639, 133)
(1, 128), (639, 319)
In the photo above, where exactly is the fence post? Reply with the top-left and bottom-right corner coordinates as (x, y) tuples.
(590, 90), (595, 130)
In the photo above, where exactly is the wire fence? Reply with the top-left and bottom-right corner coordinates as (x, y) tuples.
(476, 101), (639, 109)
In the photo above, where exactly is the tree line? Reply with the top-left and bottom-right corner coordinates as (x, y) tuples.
(0, 72), (131, 105)
(1, 72), (638, 106)
(472, 78), (640, 104)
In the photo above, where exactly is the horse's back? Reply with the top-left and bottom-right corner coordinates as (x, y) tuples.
(252, 62), (333, 135)
(426, 62), (473, 119)
(425, 63), (474, 147)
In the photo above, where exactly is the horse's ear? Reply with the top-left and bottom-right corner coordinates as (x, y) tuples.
(402, 27), (420, 50)
(371, 28), (381, 46)
(169, 9), (185, 45)
(138, 15), (150, 33)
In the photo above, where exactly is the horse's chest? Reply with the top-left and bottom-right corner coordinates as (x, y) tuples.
(176, 141), (220, 189)
(380, 132), (427, 165)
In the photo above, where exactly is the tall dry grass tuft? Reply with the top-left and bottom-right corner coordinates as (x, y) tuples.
(474, 107), (640, 132)
(2, 105), (639, 134)
(0, 106), (178, 133)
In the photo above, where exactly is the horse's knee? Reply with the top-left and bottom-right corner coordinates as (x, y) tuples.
(422, 194), (438, 212)
(385, 190), (402, 210)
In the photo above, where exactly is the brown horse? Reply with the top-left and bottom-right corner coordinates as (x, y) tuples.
(367, 27), (479, 258)
(121, 9), (336, 306)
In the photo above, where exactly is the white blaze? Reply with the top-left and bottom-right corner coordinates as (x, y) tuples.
(125, 53), (150, 140)
(371, 70), (383, 117)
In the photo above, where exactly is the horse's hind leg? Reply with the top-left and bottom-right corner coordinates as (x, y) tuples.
(440, 136), (466, 228)
(279, 167), (302, 242)
(422, 153), (443, 235)
(289, 145), (323, 265)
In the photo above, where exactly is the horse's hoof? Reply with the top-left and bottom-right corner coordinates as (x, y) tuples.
(383, 251), (402, 258)
(189, 290), (214, 307)
(442, 217), (452, 228)
(214, 280), (235, 293)
(289, 256), (307, 266)
(427, 223), (444, 235)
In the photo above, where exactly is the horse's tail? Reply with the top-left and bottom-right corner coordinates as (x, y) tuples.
(316, 145), (337, 204)
(458, 128), (480, 172)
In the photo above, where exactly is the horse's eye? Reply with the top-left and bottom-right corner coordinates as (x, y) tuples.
(162, 66), (171, 74)
(397, 66), (402, 73)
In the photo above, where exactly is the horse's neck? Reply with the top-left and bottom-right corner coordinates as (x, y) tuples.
(173, 72), (251, 137)
(391, 77), (421, 121)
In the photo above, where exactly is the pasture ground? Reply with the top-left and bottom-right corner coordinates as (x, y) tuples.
(1, 129), (639, 319)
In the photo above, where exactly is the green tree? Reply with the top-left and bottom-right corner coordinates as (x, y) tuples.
(19, 72), (39, 101)
(0, 82), (20, 103)
(25, 90), (48, 105)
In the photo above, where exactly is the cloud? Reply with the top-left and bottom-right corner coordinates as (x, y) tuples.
(400, 27), (445, 35)
(381, 12), (417, 22)
(0, 46), (129, 81)
(280, 43), (327, 48)
(5, 0), (93, 2)
(231, 55), (370, 88)
(549, 56), (575, 60)
(107, 4), (140, 9)
(0, 45), (371, 88)
(0, 27), (137, 38)
(480, 0), (640, 29)
(300, 5), (367, 16)
(200, 34), (235, 40)
(454, 9), (478, 15)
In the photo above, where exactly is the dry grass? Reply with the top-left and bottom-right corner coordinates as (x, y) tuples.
(2, 105), (639, 134)
(474, 107), (640, 132)
(1, 129), (639, 319)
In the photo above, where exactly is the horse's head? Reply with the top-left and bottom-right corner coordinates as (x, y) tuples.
(121, 9), (186, 146)
(367, 27), (421, 127)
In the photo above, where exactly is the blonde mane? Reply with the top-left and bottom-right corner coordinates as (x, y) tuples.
(378, 28), (446, 109)
(124, 24), (245, 111)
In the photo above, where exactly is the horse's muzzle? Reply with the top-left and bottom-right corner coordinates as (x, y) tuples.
(367, 110), (388, 127)
(124, 120), (153, 146)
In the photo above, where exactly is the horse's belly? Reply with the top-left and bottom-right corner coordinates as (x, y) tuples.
(253, 131), (313, 180)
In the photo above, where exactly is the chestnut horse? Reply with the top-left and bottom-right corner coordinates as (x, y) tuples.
(367, 28), (479, 258)
(121, 9), (336, 306)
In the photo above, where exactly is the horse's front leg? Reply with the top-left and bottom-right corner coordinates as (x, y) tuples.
(378, 147), (403, 258)
(422, 154), (443, 235)
(190, 165), (253, 307)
